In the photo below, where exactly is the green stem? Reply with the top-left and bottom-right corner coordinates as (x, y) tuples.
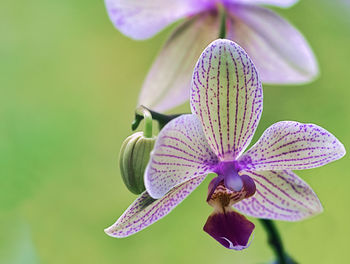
(260, 219), (297, 264)
(134, 106), (153, 138)
(219, 5), (226, 39)
(132, 106), (183, 132)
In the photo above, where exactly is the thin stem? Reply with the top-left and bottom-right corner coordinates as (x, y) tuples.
(259, 219), (296, 264)
(219, 5), (226, 39)
(132, 106), (183, 132)
(134, 106), (153, 138)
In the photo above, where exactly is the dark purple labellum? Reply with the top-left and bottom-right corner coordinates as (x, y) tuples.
(203, 210), (255, 250)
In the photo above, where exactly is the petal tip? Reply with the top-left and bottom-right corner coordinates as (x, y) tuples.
(104, 225), (119, 238)
(300, 63), (320, 85)
(293, 195), (324, 222)
(104, 224), (132, 238)
(339, 142), (346, 157)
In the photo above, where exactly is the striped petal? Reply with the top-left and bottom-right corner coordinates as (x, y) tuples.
(104, 0), (213, 40)
(138, 13), (220, 112)
(145, 114), (218, 199)
(105, 175), (206, 237)
(224, 0), (298, 8)
(238, 121), (346, 171)
(234, 170), (323, 221)
(226, 4), (318, 84)
(191, 39), (263, 161)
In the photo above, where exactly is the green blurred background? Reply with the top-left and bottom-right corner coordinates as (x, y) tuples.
(1, 0), (349, 263)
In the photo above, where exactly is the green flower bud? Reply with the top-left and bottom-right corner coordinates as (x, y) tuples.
(119, 132), (156, 194)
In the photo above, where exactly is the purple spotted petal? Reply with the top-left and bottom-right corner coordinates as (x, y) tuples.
(203, 209), (255, 250)
(139, 13), (220, 112)
(105, 175), (207, 237)
(224, 0), (298, 8)
(145, 114), (218, 199)
(191, 39), (263, 161)
(225, 4), (318, 84)
(234, 170), (323, 221)
(238, 121), (346, 171)
(104, 0), (214, 40)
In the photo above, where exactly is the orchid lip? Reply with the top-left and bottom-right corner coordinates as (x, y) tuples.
(206, 175), (224, 202)
(203, 209), (255, 250)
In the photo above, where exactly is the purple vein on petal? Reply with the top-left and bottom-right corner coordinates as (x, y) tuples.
(190, 39), (263, 161)
(105, 175), (207, 238)
(239, 121), (345, 171)
(217, 44), (224, 156)
(145, 114), (218, 199)
(234, 170), (323, 221)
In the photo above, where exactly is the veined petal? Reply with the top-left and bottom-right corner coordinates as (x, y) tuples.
(226, 4), (318, 84)
(105, 175), (206, 237)
(223, 0), (298, 8)
(191, 39), (263, 161)
(145, 114), (218, 199)
(139, 13), (220, 112)
(104, 0), (213, 40)
(238, 121), (346, 171)
(234, 170), (323, 221)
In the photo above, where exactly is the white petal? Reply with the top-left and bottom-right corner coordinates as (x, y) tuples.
(105, 175), (207, 237)
(225, 0), (298, 8)
(145, 114), (218, 199)
(226, 4), (318, 84)
(105, 0), (213, 39)
(234, 170), (323, 221)
(138, 13), (220, 111)
(239, 121), (346, 171)
(191, 39), (263, 160)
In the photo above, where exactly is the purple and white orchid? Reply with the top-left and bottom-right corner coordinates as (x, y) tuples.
(105, 0), (319, 111)
(105, 39), (344, 249)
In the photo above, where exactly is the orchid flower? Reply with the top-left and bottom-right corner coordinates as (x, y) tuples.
(105, 0), (319, 112)
(105, 39), (344, 249)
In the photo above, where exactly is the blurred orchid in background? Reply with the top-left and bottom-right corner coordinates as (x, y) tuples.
(105, 0), (319, 111)
(105, 39), (344, 249)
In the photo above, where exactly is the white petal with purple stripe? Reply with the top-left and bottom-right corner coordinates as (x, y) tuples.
(191, 39), (263, 161)
(234, 170), (323, 221)
(239, 121), (346, 171)
(105, 175), (207, 237)
(145, 114), (218, 199)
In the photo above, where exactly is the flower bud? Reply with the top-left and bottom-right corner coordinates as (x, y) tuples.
(119, 132), (156, 194)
